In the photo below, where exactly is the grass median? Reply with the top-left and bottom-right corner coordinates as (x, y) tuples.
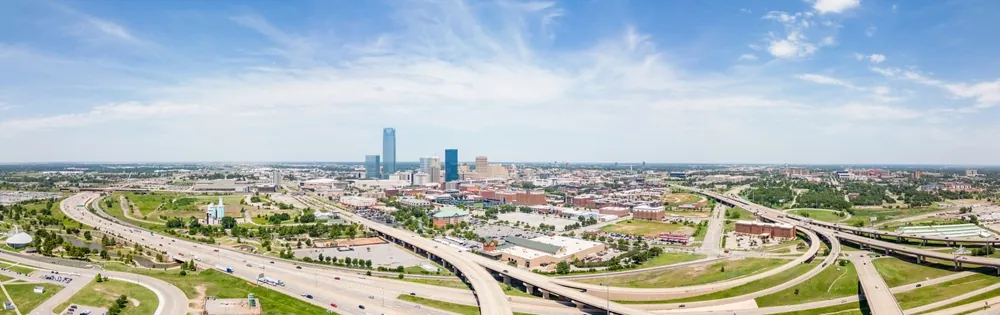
(618, 261), (817, 304)
(55, 278), (158, 315)
(873, 257), (963, 287)
(4, 283), (62, 313)
(98, 265), (333, 315)
(579, 258), (784, 288)
(756, 261), (857, 306)
(895, 273), (1000, 310)
(398, 294), (536, 315)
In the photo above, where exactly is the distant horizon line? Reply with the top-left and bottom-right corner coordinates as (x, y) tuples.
(0, 161), (998, 168)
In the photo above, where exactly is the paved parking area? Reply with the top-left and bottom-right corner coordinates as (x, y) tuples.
(470, 221), (544, 240)
(496, 212), (579, 230)
(292, 243), (425, 267)
(59, 304), (109, 315)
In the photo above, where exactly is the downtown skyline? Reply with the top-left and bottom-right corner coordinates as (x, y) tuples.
(2, 0), (1000, 164)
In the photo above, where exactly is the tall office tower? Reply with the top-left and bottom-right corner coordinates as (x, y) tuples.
(419, 157), (432, 172)
(365, 155), (381, 179)
(445, 149), (459, 182)
(428, 156), (441, 183)
(475, 156), (488, 177)
(272, 169), (281, 186)
(382, 128), (396, 179)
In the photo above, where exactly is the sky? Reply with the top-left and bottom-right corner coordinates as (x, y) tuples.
(2, 0), (1000, 164)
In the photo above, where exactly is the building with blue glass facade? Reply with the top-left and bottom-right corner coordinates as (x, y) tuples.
(382, 128), (396, 178)
(445, 149), (458, 182)
(365, 155), (381, 179)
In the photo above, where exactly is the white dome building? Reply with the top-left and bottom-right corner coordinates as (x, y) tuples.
(5, 232), (33, 249)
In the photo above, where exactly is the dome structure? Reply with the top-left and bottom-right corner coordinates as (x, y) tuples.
(5, 232), (33, 248)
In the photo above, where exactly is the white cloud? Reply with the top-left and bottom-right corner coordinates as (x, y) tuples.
(826, 103), (923, 121)
(738, 54), (758, 61)
(813, 0), (862, 14)
(865, 26), (877, 37)
(796, 73), (855, 88)
(48, 3), (143, 45)
(868, 54), (886, 63)
(819, 37), (836, 46)
(767, 34), (817, 59)
(871, 67), (1000, 109)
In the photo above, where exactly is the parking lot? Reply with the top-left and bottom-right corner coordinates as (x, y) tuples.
(495, 212), (580, 231)
(60, 304), (108, 315)
(470, 219), (545, 240)
(293, 243), (425, 267)
(42, 273), (76, 284)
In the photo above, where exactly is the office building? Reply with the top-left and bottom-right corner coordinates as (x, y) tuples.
(419, 157), (433, 172)
(445, 149), (459, 182)
(476, 156), (489, 177)
(365, 155), (381, 179)
(735, 221), (796, 239)
(632, 205), (665, 220)
(432, 206), (469, 228)
(206, 197), (226, 224)
(382, 128), (396, 178)
(271, 169), (281, 187)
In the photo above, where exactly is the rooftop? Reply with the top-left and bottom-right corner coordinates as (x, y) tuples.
(432, 206), (469, 218)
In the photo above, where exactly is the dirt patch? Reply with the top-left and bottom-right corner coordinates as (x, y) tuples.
(328, 237), (387, 247)
(188, 284), (207, 312)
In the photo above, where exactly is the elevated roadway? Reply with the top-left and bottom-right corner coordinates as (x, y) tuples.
(849, 254), (904, 315)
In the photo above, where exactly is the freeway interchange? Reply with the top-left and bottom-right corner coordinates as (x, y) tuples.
(48, 189), (1000, 315)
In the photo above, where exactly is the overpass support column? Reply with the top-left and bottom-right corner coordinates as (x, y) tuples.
(572, 300), (585, 310)
(540, 289), (550, 300)
(502, 274), (511, 285)
(922, 239), (928, 246)
(525, 283), (534, 295)
(885, 247), (890, 255)
(996, 266), (1000, 276)
(955, 261), (963, 270)
(917, 255), (923, 264)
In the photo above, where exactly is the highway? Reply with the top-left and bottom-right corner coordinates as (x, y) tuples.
(848, 254), (904, 315)
(63, 193), (444, 315)
(698, 203), (726, 257)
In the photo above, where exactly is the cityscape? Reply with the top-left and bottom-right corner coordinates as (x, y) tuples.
(3, 1), (1000, 315)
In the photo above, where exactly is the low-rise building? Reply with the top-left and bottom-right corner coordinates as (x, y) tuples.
(599, 206), (629, 216)
(399, 198), (431, 208)
(494, 235), (605, 268)
(431, 206), (469, 228)
(340, 196), (377, 209)
(632, 205), (665, 220)
(734, 220), (796, 239)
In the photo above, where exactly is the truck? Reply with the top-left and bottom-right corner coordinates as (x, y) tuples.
(258, 276), (285, 286)
(215, 265), (234, 274)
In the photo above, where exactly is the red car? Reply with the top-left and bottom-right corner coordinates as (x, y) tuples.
(330, 303), (337, 308)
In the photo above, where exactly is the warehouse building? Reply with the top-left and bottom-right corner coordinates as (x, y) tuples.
(494, 235), (605, 268)
(735, 220), (796, 239)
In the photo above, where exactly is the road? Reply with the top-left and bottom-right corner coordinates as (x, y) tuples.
(0, 252), (187, 315)
(847, 253), (904, 315)
(699, 203), (726, 257)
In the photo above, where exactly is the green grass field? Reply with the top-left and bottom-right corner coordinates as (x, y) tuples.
(0, 259), (38, 275)
(916, 287), (1000, 314)
(756, 261), (858, 306)
(55, 279), (159, 315)
(595, 258), (788, 291)
(769, 302), (867, 315)
(2, 283), (62, 314)
(873, 257), (961, 287)
(894, 273), (1000, 310)
(664, 193), (704, 206)
(95, 267), (332, 315)
(620, 262), (818, 304)
(398, 295), (535, 315)
(600, 220), (695, 238)
(724, 206), (755, 232)
(788, 209), (846, 222)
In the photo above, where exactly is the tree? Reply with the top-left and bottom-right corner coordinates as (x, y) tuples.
(556, 261), (571, 274)
(366, 270), (372, 276)
(794, 288), (800, 295)
(95, 273), (104, 283)
(398, 273), (405, 279)
(220, 216), (237, 229)
(83, 231), (92, 241)
(365, 259), (372, 269)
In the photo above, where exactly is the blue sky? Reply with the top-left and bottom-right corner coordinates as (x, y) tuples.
(2, 0), (1000, 164)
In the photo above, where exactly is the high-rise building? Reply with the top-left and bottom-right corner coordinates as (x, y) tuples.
(476, 156), (488, 177)
(365, 155), (381, 179)
(419, 157), (433, 172)
(271, 169), (281, 187)
(445, 149), (459, 182)
(428, 156), (441, 183)
(382, 128), (396, 179)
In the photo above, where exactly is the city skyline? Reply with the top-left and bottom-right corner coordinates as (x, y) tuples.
(2, 1), (1000, 164)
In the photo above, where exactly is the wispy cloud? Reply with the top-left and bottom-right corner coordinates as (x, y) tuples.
(48, 2), (145, 45)
(813, 0), (862, 14)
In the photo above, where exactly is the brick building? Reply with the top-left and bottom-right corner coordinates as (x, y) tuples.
(632, 205), (665, 220)
(734, 220), (796, 239)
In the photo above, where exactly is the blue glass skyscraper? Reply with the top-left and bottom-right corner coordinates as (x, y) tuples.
(445, 149), (458, 182)
(365, 155), (381, 179)
(382, 128), (396, 179)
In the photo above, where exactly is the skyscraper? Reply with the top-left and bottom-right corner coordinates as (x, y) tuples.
(272, 169), (281, 187)
(382, 128), (396, 179)
(422, 156), (442, 183)
(445, 149), (458, 182)
(365, 155), (381, 179)
(476, 156), (488, 177)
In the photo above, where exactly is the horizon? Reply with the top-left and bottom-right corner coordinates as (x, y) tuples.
(2, 0), (1000, 164)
